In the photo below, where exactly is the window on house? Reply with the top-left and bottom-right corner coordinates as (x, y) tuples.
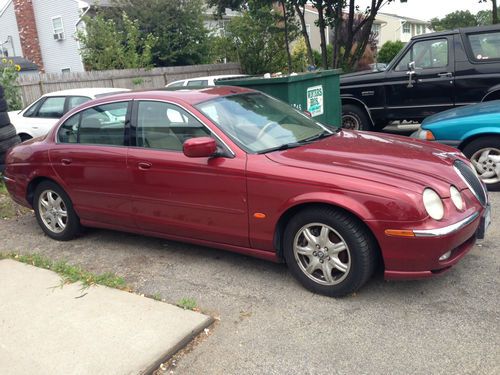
(52, 17), (65, 40)
(61, 68), (70, 73)
(403, 23), (411, 34)
(372, 23), (381, 35)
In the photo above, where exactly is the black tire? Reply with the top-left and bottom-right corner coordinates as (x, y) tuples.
(0, 134), (20, 153)
(18, 133), (32, 142)
(341, 104), (371, 131)
(0, 112), (10, 127)
(283, 207), (377, 297)
(0, 98), (7, 112)
(463, 136), (500, 191)
(0, 85), (4, 98)
(0, 124), (16, 141)
(33, 180), (82, 241)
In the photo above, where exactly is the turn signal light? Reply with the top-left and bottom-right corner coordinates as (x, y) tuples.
(384, 229), (415, 237)
(425, 131), (435, 141)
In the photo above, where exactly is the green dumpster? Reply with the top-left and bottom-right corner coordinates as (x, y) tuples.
(215, 69), (342, 127)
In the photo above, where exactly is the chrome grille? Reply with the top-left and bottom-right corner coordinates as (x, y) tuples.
(453, 159), (487, 206)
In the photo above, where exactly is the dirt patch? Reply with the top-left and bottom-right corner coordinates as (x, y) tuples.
(0, 180), (31, 219)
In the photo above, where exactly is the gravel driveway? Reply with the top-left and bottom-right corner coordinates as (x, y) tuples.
(1, 193), (498, 375)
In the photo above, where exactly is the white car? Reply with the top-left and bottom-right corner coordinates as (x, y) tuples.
(165, 74), (248, 88)
(9, 88), (129, 140)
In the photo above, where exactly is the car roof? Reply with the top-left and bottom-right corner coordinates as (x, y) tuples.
(412, 24), (500, 41)
(90, 86), (256, 106)
(167, 74), (248, 86)
(43, 87), (130, 98)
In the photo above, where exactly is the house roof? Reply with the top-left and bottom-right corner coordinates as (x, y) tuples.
(377, 12), (429, 24)
(0, 56), (39, 72)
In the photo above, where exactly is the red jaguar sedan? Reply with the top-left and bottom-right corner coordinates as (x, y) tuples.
(3, 87), (491, 297)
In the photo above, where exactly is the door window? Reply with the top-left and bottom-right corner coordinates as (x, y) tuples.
(395, 38), (448, 71)
(186, 80), (209, 86)
(67, 96), (90, 111)
(136, 101), (210, 151)
(36, 97), (66, 118)
(57, 101), (129, 145)
(468, 31), (500, 60)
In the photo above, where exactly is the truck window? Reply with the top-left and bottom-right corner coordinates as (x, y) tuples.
(468, 31), (500, 60)
(395, 39), (448, 71)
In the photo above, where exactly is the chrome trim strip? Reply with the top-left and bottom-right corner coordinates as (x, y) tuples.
(413, 212), (479, 237)
(2, 175), (15, 183)
(386, 103), (453, 109)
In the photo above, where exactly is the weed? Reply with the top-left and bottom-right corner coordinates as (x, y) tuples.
(152, 293), (162, 301)
(177, 297), (197, 310)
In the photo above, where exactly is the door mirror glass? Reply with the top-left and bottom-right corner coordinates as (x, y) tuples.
(183, 137), (217, 158)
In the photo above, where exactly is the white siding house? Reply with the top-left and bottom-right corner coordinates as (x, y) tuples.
(0, 1), (22, 58)
(372, 13), (430, 48)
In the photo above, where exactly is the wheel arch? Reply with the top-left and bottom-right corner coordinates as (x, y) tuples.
(273, 201), (382, 265)
(26, 176), (61, 206)
(340, 96), (375, 126)
(481, 87), (500, 102)
(458, 131), (500, 151)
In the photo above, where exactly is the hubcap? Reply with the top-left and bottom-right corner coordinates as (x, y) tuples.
(293, 223), (351, 286)
(470, 147), (500, 185)
(341, 114), (360, 130)
(38, 190), (68, 234)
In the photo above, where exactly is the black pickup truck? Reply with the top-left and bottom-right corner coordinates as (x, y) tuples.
(340, 25), (500, 130)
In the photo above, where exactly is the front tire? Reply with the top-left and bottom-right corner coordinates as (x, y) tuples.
(341, 104), (371, 131)
(33, 181), (81, 241)
(463, 136), (500, 191)
(283, 207), (377, 297)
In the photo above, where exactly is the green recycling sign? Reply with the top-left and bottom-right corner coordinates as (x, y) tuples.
(306, 85), (324, 117)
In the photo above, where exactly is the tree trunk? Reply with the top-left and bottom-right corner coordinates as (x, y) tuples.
(331, 3), (343, 69)
(340, 0), (356, 68)
(281, 1), (293, 72)
(493, 0), (498, 24)
(315, 0), (328, 68)
(295, 4), (314, 65)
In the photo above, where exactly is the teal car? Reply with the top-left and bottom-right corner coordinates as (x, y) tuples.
(412, 100), (500, 191)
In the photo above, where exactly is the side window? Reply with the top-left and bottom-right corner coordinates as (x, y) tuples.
(37, 97), (66, 118)
(186, 80), (209, 86)
(58, 113), (80, 143)
(79, 101), (129, 145)
(67, 96), (90, 112)
(136, 101), (210, 151)
(168, 81), (185, 87)
(23, 98), (43, 117)
(395, 39), (448, 71)
(468, 31), (500, 60)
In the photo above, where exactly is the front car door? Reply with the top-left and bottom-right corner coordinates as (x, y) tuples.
(384, 36), (455, 121)
(127, 100), (249, 247)
(49, 100), (134, 228)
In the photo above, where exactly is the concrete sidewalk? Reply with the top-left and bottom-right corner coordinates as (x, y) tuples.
(0, 259), (212, 375)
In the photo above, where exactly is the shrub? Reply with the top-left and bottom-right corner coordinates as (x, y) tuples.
(0, 58), (22, 111)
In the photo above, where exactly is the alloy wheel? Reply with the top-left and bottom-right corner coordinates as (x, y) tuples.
(341, 114), (360, 130)
(38, 189), (68, 234)
(470, 147), (500, 185)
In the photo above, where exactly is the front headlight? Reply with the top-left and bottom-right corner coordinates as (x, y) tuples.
(412, 128), (435, 141)
(423, 188), (444, 220)
(450, 186), (464, 211)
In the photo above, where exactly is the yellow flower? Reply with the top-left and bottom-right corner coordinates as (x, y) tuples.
(8, 59), (13, 65)
(1, 58), (6, 64)
(15, 64), (21, 71)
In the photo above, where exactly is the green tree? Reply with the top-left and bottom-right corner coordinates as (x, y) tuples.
(111, 0), (210, 66)
(430, 10), (478, 31)
(76, 12), (156, 70)
(377, 40), (405, 64)
(479, 0), (498, 24)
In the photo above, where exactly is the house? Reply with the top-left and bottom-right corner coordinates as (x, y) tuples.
(0, 0), (103, 73)
(372, 12), (430, 48)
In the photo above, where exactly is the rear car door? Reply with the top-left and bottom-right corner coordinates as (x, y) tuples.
(127, 100), (249, 246)
(383, 36), (455, 121)
(50, 100), (134, 228)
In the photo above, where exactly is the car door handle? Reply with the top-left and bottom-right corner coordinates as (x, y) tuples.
(137, 162), (152, 170)
(437, 72), (453, 78)
(61, 158), (72, 165)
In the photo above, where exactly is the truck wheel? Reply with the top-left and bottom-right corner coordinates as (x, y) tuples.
(341, 104), (371, 131)
(463, 136), (500, 191)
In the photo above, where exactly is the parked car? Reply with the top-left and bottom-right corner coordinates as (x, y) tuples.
(166, 74), (248, 88)
(340, 25), (500, 130)
(0, 85), (20, 172)
(9, 88), (129, 141)
(3, 87), (490, 297)
(412, 100), (500, 191)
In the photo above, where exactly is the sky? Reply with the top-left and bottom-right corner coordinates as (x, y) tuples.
(0, 0), (493, 21)
(356, 0), (492, 21)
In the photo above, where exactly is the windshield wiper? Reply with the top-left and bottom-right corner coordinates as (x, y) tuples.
(257, 142), (303, 154)
(299, 130), (336, 143)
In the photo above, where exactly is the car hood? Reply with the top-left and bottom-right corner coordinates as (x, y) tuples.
(422, 100), (500, 127)
(265, 130), (466, 195)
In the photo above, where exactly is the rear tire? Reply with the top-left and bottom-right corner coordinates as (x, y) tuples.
(463, 136), (500, 191)
(33, 181), (82, 241)
(283, 207), (377, 297)
(0, 112), (10, 127)
(341, 104), (371, 131)
(0, 98), (7, 112)
(0, 124), (16, 141)
(0, 134), (20, 153)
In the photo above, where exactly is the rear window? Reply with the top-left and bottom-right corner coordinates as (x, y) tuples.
(468, 31), (500, 60)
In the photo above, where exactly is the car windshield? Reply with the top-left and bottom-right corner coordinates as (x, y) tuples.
(195, 93), (335, 153)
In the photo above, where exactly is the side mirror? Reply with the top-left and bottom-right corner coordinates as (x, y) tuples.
(406, 61), (416, 88)
(408, 61), (415, 71)
(183, 137), (217, 158)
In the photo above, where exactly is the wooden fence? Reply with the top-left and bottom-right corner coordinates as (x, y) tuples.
(16, 63), (241, 106)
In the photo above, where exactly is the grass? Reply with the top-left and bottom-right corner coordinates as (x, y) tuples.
(0, 252), (127, 290)
(177, 297), (197, 310)
(0, 177), (31, 219)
